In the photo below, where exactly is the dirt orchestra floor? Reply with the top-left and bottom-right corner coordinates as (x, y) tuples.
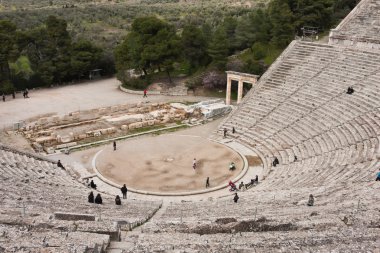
(94, 126), (243, 193)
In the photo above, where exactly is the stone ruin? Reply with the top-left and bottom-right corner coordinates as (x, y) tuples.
(15, 100), (231, 154)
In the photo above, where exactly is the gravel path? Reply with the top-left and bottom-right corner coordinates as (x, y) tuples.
(0, 78), (211, 129)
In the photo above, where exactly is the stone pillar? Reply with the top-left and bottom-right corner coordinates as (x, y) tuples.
(226, 77), (232, 105)
(237, 79), (243, 104)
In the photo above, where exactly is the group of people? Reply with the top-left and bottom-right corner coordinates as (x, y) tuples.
(87, 182), (128, 206)
(228, 175), (259, 192)
(223, 127), (236, 138)
(2, 89), (29, 102)
(88, 191), (103, 204)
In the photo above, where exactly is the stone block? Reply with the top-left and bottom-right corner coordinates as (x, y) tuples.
(54, 212), (95, 221)
(121, 125), (128, 130)
(129, 122), (143, 129)
(38, 117), (48, 125)
(52, 116), (60, 123)
(111, 106), (119, 112)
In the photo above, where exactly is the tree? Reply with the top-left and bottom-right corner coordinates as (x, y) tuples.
(0, 20), (17, 92)
(71, 40), (103, 79)
(287, 0), (334, 33)
(45, 16), (72, 83)
(10, 56), (34, 81)
(268, 0), (295, 48)
(221, 16), (238, 54)
(115, 16), (181, 83)
(207, 27), (229, 70)
(181, 24), (208, 72)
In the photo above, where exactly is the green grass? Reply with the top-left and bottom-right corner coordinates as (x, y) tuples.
(263, 47), (283, 65)
(238, 44), (284, 65)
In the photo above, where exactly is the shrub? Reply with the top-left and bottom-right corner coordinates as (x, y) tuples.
(202, 71), (226, 89)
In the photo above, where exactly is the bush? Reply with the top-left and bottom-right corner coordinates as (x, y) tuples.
(0, 80), (15, 94)
(202, 71), (226, 89)
(185, 75), (203, 90)
(244, 59), (266, 76)
(226, 59), (245, 72)
(122, 77), (150, 90)
(252, 42), (267, 60)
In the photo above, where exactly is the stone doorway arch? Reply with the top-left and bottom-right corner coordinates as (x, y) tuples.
(226, 71), (259, 105)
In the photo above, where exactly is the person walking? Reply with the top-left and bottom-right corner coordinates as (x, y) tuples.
(121, 184), (128, 199)
(143, 89), (147, 98)
(2, 94), (5, 102)
(113, 141), (116, 151)
(206, 177), (210, 188)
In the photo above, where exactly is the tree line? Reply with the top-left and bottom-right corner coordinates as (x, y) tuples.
(115, 0), (357, 90)
(0, 16), (113, 94)
(1, 0), (356, 93)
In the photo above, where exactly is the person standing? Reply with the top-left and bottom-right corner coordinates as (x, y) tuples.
(2, 94), (5, 102)
(113, 141), (116, 151)
(192, 158), (197, 170)
(232, 127), (236, 134)
(223, 128), (227, 138)
(121, 184), (128, 199)
(206, 177), (210, 188)
(143, 89), (148, 98)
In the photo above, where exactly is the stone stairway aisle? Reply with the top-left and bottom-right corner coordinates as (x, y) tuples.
(106, 201), (169, 253)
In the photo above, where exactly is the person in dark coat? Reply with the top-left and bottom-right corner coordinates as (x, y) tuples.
(273, 157), (279, 167)
(206, 177), (210, 188)
(90, 180), (97, 190)
(121, 184), (128, 199)
(88, 191), (94, 203)
(307, 194), (314, 206)
(347, 87), (354, 95)
(233, 193), (239, 203)
(95, 193), (102, 204)
(113, 141), (116, 151)
(115, 195), (121, 205)
(57, 160), (65, 169)
(223, 128), (227, 138)
(232, 127), (236, 134)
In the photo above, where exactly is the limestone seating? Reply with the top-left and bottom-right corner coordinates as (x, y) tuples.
(0, 146), (163, 251)
(0, 224), (110, 253)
